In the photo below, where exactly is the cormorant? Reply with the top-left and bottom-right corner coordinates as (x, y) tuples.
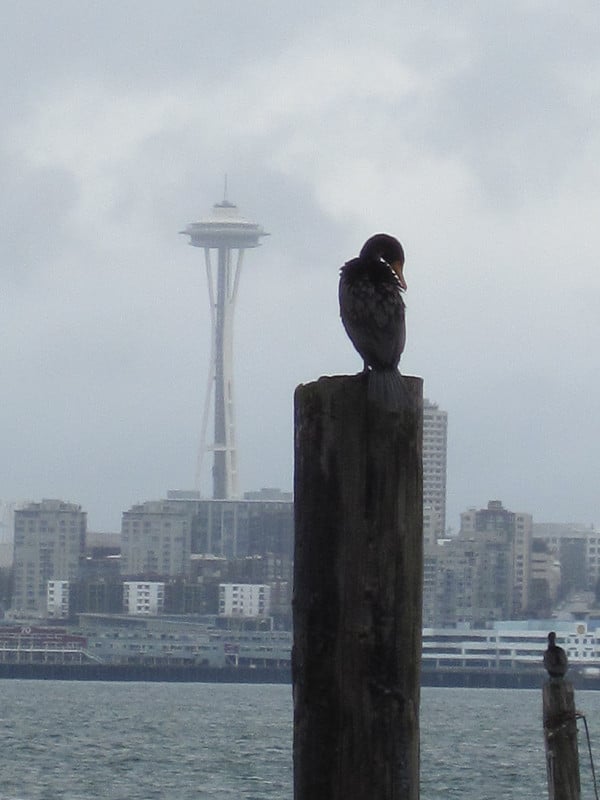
(543, 631), (568, 679)
(339, 233), (407, 410)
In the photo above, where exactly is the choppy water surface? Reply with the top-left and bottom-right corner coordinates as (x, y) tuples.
(1, 681), (599, 799)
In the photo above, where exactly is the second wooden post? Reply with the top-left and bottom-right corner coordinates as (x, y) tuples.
(543, 678), (581, 800)
(293, 373), (423, 800)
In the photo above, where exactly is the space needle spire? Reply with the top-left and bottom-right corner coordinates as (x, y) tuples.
(180, 192), (268, 499)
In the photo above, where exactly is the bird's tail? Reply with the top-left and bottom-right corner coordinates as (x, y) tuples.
(368, 369), (408, 412)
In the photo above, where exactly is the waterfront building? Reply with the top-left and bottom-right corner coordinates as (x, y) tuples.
(533, 522), (600, 596)
(423, 505), (442, 550)
(422, 619), (600, 671)
(189, 554), (228, 581)
(0, 625), (88, 664)
(192, 493), (293, 559)
(218, 583), (271, 617)
(163, 579), (219, 615)
(84, 532), (120, 563)
(219, 553), (292, 587)
(76, 613), (292, 669)
(221, 554), (292, 625)
(460, 500), (533, 616)
(120, 490), (293, 580)
(423, 533), (512, 627)
(12, 499), (86, 615)
(422, 550), (442, 627)
(423, 500), (533, 627)
(243, 488), (293, 502)
(79, 532), (121, 591)
(423, 399), (448, 538)
(528, 539), (561, 615)
(0, 566), (13, 612)
(47, 580), (70, 619)
(120, 499), (196, 578)
(70, 579), (124, 615)
(0, 501), (18, 567)
(123, 582), (165, 615)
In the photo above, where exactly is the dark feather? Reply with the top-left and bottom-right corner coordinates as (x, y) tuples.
(339, 234), (406, 409)
(339, 258), (405, 369)
(543, 631), (568, 678)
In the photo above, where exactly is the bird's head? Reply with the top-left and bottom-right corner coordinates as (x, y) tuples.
(548, 631), (557, 646)
(360, 233), (406, 290)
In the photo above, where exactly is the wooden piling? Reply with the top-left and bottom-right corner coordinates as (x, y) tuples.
(293, 373), (423, 800)
(543, 678), (581, 800)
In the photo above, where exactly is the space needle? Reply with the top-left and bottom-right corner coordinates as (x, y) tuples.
(180, 191), (268, 499)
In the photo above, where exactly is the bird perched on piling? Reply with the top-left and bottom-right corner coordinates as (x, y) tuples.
(543, 631), (568, 679)
(339, 233), (407, 410)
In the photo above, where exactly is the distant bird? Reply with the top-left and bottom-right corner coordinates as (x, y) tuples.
(544, 631), (568, 678)
(339, 233), (407, 410)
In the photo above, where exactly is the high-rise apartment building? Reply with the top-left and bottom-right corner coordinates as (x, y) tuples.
(13, 499), (86, 615)
(461, 500), (533, 615)
(423, 505), (442, 550)
(529, 540), (561, 614)
(423, 499), (533, 626)
(533, 523), (600, 596)
(120, 499), (196, 578)
(192, 494), (293, 559)
(120, 489), (294, 579)
(423, 399), (448, 538)
(423, 532), (513, 627)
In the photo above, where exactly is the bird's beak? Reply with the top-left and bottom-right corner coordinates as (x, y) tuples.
(391, 260), (407, 291)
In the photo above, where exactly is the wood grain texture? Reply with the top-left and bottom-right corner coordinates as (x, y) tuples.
(293, 373), (423, 800)
(543, 679), (581, 800)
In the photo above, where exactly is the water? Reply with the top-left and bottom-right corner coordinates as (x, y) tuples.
(0, 682), (291, 800)
(0, 681), (599, 799)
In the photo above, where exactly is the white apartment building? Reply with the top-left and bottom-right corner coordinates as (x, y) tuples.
(47, 580), (70, 619)
(218, 583), (271, 617)
(13, 499), (86, 615)
(123, 582), (165, 616)
(423, 399), (448, 538)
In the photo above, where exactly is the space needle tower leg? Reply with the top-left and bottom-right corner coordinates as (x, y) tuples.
(213, 244), (241, 499)
(213, 244), (228, 498)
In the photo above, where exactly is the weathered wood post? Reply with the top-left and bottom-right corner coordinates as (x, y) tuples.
(293, 373), (423, 800)
(543, 665), (581, 799)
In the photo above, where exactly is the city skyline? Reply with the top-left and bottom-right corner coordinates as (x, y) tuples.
(11, 489), (600, 624)
(2, 4), (600, 532)
(2, 383), (598, 535)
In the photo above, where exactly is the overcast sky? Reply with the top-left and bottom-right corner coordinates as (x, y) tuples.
(1, 1), (600, 533)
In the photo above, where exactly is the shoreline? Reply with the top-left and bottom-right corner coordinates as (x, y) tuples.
(0, 662), (597, 690)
